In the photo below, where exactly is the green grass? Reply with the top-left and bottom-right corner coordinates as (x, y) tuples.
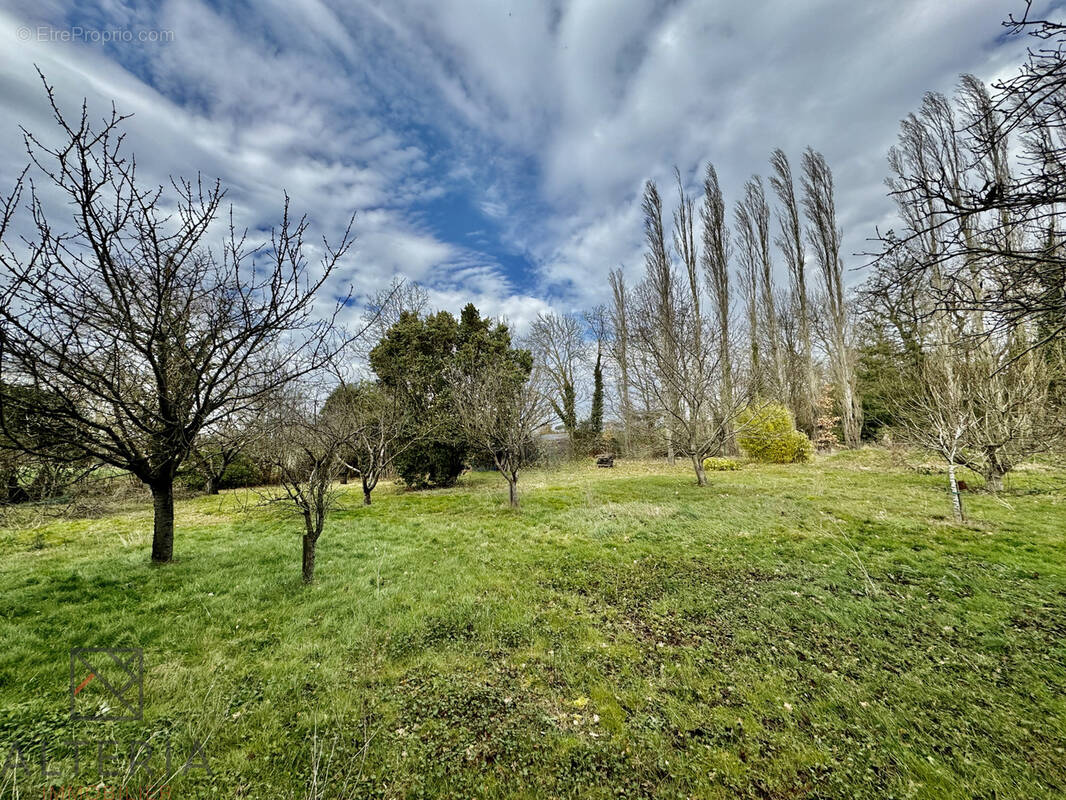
(1, 450), (1064, 799)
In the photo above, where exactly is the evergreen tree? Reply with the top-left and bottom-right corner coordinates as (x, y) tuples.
(368, 303), (520, 488)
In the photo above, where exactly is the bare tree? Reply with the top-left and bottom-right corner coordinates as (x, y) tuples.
(264, 393), (352, 583)
(857, 235), (930, 372)
(607, 268), (635, 454)
(452, 356), (548, 508)
(769, 148), (817, 435)
(642, 180), (680, 464)
(871, 8), (1066, 343)
(897, 347), (974, 522)
(365, 278), (429, 332)
(876, 77), (1064, 489)
(734, 184), (764, 398)
(700, 163), (736, 453)
(528, 312), (585, 450)
(865, 243), (1063, 495)
(631, 169), (748, 485)
(0, 383), (92, 503)
(0, 78), (357, 563)
(734, 177), (784, 400)
(356, 277), (428, 360)
(630, 272), (745, 486)
(754, 176), (786, 399)
(674, 168), (702, 370)
(673, 167), (707, 447)
(323, 381), (414, 505)
(964, 330), (1062, 490)
(802, 148), (862, 447)
(190, 411), (264, 495)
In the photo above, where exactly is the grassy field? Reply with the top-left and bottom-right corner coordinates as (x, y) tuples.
(1, 449), (1064, 799)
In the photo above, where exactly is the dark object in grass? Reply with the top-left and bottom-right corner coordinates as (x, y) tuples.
(595, 454), (615, 468)
(956, 480), (969, 492)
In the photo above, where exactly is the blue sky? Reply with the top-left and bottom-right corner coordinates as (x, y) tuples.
(0, 0), (1056, 331)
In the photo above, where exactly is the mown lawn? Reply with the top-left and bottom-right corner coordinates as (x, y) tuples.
(1, 450), (1064, 799)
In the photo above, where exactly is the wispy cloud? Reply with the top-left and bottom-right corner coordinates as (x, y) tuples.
(0, 0), (1051, 326)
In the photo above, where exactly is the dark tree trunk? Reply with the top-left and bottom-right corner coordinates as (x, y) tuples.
(6, 471), (29, 504)
(508, 476), (518, 508)
(691, 454), (707, 487)
(150, 480), (175, 563)
(340, 471), (348, 485)
(204, 475), (219, 495)
(985, 469), (1005, 493)
(302, 534), (317, 584)
(984, 451), (1007, 493)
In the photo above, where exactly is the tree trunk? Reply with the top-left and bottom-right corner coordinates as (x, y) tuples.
(947, 461), (965, 522)
(724, 429), (738, 457)
(301, 534), (317, 584)
(508, 476), (518, 508)
(692, 454), (707, 487)
(6, 471), (29, 504)
(619, 376), (632, 457)
(984, 450), (1006, 493)
(719, 353), (737, 456)
(985, 469), (1004, 493)
(800, 292), (818, 440)
(204, 475), (219, 495)
(839, 374), (861, 449)
(340, 471), (348, 485)
(150, 480), (175, 563)
(362, 477), (372, 506)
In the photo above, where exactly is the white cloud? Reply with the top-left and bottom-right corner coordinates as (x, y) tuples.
(0, 0), (1054, 322)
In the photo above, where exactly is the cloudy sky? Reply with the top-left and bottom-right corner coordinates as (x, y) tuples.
(0, 0), (1054, 330)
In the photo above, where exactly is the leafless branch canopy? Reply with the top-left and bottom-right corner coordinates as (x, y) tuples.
(870, 15), (1066, 345)
(0, 74), (356, 488)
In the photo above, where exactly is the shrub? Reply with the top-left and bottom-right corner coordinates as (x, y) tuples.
(393, 439), (468, 488)
(736, 404), (814, 464)
(216, 452), (274, 489)
(702, 457), (740, 471)
(178, 451), (273, 491)
(790, 432), (815, 463)
(574, 424), (607, 457)
(814, 383), (841, 452)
